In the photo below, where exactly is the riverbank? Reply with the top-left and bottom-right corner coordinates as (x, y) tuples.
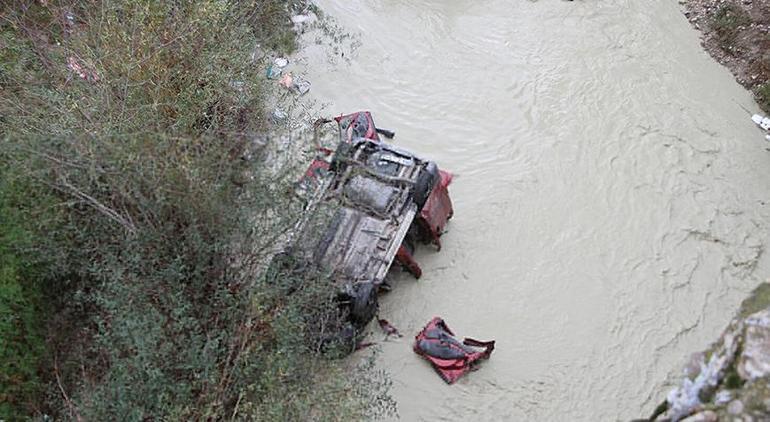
(642, 284), (770, 421)
(682, 0), (770, 112)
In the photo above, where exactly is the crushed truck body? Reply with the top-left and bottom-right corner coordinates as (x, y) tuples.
(284, 111), (454, 349)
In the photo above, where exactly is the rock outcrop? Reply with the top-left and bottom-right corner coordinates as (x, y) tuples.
(645, 284), (770, 421)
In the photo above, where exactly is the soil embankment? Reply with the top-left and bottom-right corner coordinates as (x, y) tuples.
(682, 0), (770, 112)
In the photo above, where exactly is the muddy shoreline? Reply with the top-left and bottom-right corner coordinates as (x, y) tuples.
(682, 0), (770, 112)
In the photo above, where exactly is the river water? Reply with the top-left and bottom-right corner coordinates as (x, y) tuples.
(296, 1), (770, 420)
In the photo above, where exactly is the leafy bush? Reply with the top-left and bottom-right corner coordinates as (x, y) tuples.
(0, 171), (47, 418)
(0, 0), (393, 420)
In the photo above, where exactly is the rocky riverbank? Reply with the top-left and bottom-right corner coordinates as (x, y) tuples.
(681, 0), (770, 112)
(642, 284), (770, 421)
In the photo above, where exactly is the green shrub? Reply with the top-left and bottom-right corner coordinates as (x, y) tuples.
(0, 174), (46, 419)
(0, 1), (393, 420)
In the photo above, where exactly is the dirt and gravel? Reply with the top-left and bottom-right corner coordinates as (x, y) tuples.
(682, 0), (770, 112)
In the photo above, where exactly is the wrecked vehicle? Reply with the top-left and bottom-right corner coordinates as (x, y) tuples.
(284, 112), (454, 348)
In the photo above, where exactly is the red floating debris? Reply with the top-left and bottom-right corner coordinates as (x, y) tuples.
(413, 317), (495, 384)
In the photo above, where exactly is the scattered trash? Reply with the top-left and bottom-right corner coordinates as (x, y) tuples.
(290, 12), (316, 31)
(752, 114), (770, 131)
(292, 76), (311, 95)
(413, 317), (495, 384)
(279, 73), (293, 89)
(271, 107), (288, 124)
(766, 135), (770, 142)
(274, 57), (289, 68)
(266, 64), (282, 80)
(277, 72), (311, 96)
(66, 56), (99, 82)
(291, 14), (311, 25)
(378, 319), (402, 338)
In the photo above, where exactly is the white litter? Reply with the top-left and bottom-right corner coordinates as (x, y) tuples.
(752, 114), (770, 131)
(274, 57), (289, 68)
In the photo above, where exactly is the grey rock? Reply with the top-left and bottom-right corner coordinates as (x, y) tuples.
(661, 321), (742, 421)
(715, 389), (732, 405)
(681, 410), (718, 422)
(738, 310), (770, 380)
(727, 399), (744, 415)
(685, 352), (706, 379)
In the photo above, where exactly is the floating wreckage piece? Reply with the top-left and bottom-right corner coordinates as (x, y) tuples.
(413, 317), (495, 384)
(378, 318), (403, 338)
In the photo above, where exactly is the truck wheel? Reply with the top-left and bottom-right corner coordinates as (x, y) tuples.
(350, 282), (378, 327)
(413, 161), (439, 211)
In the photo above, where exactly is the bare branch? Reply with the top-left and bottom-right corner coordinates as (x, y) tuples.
(57, 177), (137, 234)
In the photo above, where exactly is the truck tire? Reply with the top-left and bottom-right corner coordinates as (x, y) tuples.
(350, 282), (378, 327)
(413, 161), (439, 211)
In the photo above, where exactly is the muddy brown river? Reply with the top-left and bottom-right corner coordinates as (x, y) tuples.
(295, 0), (770, 420)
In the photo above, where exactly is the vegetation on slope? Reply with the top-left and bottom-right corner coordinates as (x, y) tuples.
(0, 1), (392, 419)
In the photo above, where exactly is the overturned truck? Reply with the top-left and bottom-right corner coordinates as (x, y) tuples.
(285, 112), (454, 348)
